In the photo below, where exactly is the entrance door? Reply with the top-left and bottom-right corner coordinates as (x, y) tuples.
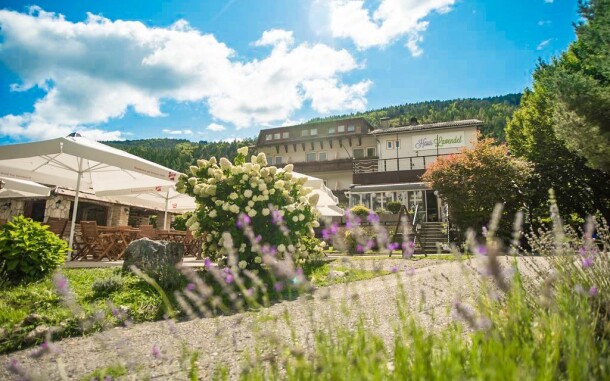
(23, 200), (47, 222)
(425, 190), (439, 222)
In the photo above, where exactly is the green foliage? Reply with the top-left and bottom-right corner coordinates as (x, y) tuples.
(422, 138), (533, 236)
(177, 150), (323, 269)
(506, 79), (610, 225)
(386, 201), (402, 214)
(308, 94), (522, 141)
(81, 364), (127, 381)
(542, 0), (610, 171)
(0, 216), (68, 284)
(105, 138), (256, 174)
(148, 214), (158, 228)
(171, 211), (193, 231)
(91, 276), (124, 297)
(350, 204), (371, 219)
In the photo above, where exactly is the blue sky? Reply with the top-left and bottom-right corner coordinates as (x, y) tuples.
(0, 0), (579, 144)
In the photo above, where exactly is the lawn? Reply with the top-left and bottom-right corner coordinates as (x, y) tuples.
(0, 259), (388, 354)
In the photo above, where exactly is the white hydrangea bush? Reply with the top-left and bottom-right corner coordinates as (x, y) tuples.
(176, 146), (324, 268)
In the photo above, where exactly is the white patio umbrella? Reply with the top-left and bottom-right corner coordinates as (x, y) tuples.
(97, 185), (196, 230)
(0, 177), (51, 198)
(292, 171), (343, 217)
(0, 134), (181, 256)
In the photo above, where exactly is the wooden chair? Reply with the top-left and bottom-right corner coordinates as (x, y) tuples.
(80, 221), (119, 261)
(45, 217), (68, 238)
(184, 230), (203, 258)
(138, 224), (158, 239)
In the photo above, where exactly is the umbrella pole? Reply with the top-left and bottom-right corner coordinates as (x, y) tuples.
(163, 190), (169, 230)
(67, 158), (83, 260)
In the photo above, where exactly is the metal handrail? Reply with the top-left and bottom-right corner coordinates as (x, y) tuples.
(353, 153), (456, 173)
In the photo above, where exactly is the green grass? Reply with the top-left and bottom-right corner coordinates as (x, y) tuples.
(0, 260), (389, 354)
(304, 261), (390, 287)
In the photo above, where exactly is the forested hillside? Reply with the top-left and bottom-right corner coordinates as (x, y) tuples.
(309, 93), (521, 140)
(105, 138), (254, 173)
(106, 93), (521, 171)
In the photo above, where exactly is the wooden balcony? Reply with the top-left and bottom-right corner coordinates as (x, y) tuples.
(292, 158), (354, 173)
(352, 153), (456, 185)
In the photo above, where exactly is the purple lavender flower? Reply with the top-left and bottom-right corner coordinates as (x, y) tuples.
(390, 266), (398, 273)
(203, 257), (213, 268)
(53, 273), (69, 295)
(152, 344), (161, 359)
(366, 239), (375, 251)
(476, 245), (488, 256)
(225, 273), (235, 284)
(245, 287), (255, 297)
(273, 282), (283, 292)
(387, 242), (400, 251)
(185, 283), (196, 292)
(254, 235), (262, 243)
(589, 286), (598, 297)
(236, 213), (251, 229)
(578, 246), (587, 256)
(356, 244), (364, 254)
(405, 267), (415, 276)
(367, 212), (380, 224)
(271, 209), (283, 225)
(104, 376), (113, 381)
(582, 257), (594, 268)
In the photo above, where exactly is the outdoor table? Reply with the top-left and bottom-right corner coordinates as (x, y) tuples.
(97, 226), (140, 259)
(156, 230), (187, 243)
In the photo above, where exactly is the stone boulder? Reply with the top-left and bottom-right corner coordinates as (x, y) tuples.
(122, 238), (184, 288)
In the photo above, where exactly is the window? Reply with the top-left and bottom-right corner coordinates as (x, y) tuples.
(396, 140), (401, 149)
(386, 141), (393, 150)
(275, 156), (282, 165)
(282, 132), (289, 139)
(353, 148), (364, 159)
(310, 128), (318, 136)
(366, 147), (376, 157)
(337, 125), (345, 133)
(347, 125), (355, 132)
(267, 155), (273, 165)
(328, 127), (336, 134)
(274, 133), (280, 140)
(302, 129), (309, 137)
(318, 152), (327, 161)
(265, 134), (272, 141)
(306, 152), (317, 162)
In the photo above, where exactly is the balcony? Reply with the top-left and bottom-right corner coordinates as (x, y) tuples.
(352, 153), (455, 185)
(292, 158), (354, 173)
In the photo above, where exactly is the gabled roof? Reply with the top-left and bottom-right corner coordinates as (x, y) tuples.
(370, 119), (483, 135)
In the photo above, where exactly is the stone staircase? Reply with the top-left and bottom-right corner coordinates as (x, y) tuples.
(415, 222), (448, 255)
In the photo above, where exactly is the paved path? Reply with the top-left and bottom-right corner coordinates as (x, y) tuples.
(0, 256), (546, 380)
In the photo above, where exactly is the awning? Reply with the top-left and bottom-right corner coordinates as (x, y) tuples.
(0, 177), (51, 198)
(348, 182), (430, 193)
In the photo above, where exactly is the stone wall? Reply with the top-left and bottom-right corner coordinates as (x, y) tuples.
(44, 195), (71, 221)
(0, 199), (25, 222)
(108, 204), (130, 226)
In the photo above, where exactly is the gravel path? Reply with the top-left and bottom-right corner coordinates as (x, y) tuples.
(0, 256), (546, 380)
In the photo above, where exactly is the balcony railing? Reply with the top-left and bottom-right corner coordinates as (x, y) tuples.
(353, 153), (455, 174)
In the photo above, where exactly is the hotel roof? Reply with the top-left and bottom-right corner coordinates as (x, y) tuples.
(370, 119), (483, 135)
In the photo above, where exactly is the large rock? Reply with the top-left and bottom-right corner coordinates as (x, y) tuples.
(122, 238), (184, 281)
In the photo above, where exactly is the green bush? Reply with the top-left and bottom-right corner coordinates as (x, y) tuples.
(350, 204), (370, 220)
(171, 212), (192, 231)
(386, 201), (402, 214)
(91, 275), (124, 297)
(0, 216), (68, 284)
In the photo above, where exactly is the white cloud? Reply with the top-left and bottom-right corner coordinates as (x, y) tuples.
(162, 129), (193, 135)
(0, 8), (370, 141)
(206, 123), (226, 132)
(544, 0), (554, 3)
(536, 39), (552, 50)
(538, 20), (552, 26)
(321, 0), (455, 56)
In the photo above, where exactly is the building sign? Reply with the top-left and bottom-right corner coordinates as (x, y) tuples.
(412, 131), (465, 151)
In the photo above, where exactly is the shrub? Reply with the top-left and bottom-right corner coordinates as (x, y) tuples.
(0, 216), (68, 284)
(148, 215), (158, 228)
(350, 204), (370, 220)
(386, 201), (402, 214)
(91, 276), (124, 297)
(176, 147), (323, 269)
(171, 212), (193, 231)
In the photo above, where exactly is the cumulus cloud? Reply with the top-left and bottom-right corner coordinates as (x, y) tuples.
(322, 0), (455, 56)
(0, 8), (370, 141)
(206, 123), (226, 132)
(536, 39), (552, 50)
(162, 129), (193, 135)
